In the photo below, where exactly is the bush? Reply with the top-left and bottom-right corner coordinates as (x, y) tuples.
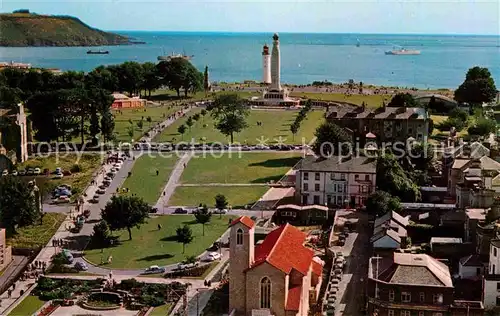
(164, 263), (213, 278)
(70, 164), (81, 173)
(140, 294), (165, 307)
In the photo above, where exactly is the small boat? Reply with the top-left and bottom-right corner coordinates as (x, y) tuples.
(157, 49), (193, 61)
(87, 50), (109, 55)
(385, 48), (420, 55)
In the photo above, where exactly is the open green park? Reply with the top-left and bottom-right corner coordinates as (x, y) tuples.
(169, 152), (301, 207)
(7, 213), (66, 248)
(154, 108), (325, 144)
(84, 215), (234, 269)
(120, 154), (179, 204)
(8, 295), (45, 316)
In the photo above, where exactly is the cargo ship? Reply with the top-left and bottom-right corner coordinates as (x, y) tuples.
(87, 50), (109, 54)
(385, 48), (420, 55)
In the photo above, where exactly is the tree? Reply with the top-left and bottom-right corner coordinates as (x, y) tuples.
(366, 191), (401, 216)
(203, 66), (210, 95)
(127, 126), (134, 139)
(141, 62), (161, 97)
(200, 109), (207, 121)
(194, 206), (211, 236)
(85, 66), (117, 92)
(177, 124), (187, 140)
(312, 121), (352, 157)
(186, 116), (194, 131)
(156, 58), (201, 98)
(208, 94), (249, 143)
(137, 119), (144, 131)
(101, 195), (151, 240)
(114, 62), (144, 96)
(101, 110), (115, 142)
(0, 176), (38, 234)
(376, 153), (421, 202)
(183, 66), (203, 97)
(468, 118), (497, 137)
(176, 225), (194, 253)
(215, 194), (228, 219)
(290, 121), (299, 141)
(387, 92), (418, 108)
(455, 66), (497, 106)
(193, 113), (201, 121)
(92, 220), (111, 247)
(146, 116), (152, 126)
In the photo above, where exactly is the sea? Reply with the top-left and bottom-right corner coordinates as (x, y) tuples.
(0, 32), (499, 89)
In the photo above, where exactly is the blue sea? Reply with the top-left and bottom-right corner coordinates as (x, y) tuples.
(0, 32), (499, 89)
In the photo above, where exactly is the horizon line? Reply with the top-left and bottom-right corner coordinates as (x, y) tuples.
(110, 30), (500, 37)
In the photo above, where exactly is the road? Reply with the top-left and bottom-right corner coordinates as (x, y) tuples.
(331, 211), (371, 316)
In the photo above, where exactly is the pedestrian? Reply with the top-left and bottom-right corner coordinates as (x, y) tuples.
(204, 280), (207, 286)
(163, 191), (166, 196)
(158, 224), (162, 230)
(20, 290), (24, 296)
(156, 170), (159, 176)
(7, 290), (11, 298)
(12, 284), (15, 290)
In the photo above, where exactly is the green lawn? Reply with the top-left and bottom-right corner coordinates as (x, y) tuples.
(84, 215), (234, 269)
(7, 213), (66, 248)
(19, 154), (102, 199)
(120, 154), (179, 204)
(153, 109), (325, 144)
(149, 304), (173, 316)
(169, 186), (268, 208)
(112, 105), (181, 142)
(289, 92), (392, 108)
(8, 295), (45, 316)
(181, 153), (301, 184)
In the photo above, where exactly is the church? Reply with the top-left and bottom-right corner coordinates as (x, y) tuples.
(229, 216), (323, 316)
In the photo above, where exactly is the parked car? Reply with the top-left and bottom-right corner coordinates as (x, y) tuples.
(1, 169), (8, 176)
(150, 207), (158, 213)
(177, 261), (199, 270)
(206, 252), (222, 262)
(26, 168), (34, 175)
(96, 189), (106, 194)
(11, 170), (18, 176)
(90, 195), (99, 203)
(143, 265), (166, 275)
(55, 172), (64, 179)
(74, 261), (88, 271)
(213, 209), (228, 214)
(55, 167), (62, 174)
(18, 169), (26, 176)
(174, 208), (188, 214)
(53, 196), (70, 204)
(33, 167), (41, 175)
(62, 249), (74, 264)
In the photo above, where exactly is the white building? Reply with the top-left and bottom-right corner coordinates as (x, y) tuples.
(484, 239), (500, 309)
(371, 211), (409, 250)
(295, 155), (376, 207)
(458, 254), (484, 279)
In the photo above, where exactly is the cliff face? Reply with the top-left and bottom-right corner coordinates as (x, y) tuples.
(0, 13), (130, 47)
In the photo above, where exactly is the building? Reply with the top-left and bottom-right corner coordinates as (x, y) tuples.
(262, 44), (271, 84)
(326, 104), (429, 143)
(371, 211), (409, 250)
(274, 204), (330, 225)
(458, 255), (484, 279)
(483, 239), (500, 309)
(367, 253), (483, 316)
(111, 93), (146, 109)
(249, 34), (300, 106)
(295, 155), (376, 207)
(0, 229), (12, 271)
(229, 216), (323, 316)
(0, 61), (31, 70)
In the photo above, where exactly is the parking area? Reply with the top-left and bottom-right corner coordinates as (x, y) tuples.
(324, 210), (371, 315)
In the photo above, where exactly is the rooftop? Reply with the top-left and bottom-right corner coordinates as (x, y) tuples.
(298, 155), (376, 173)
(430, 237), (463, 244)
(230, 216), (255, 229)
(465, 208), (487, 221)
(326, 105), (427, 121)
(459, 255), (483, 267)
(374, 211), (409, 228)
(369, 253), (453, 287)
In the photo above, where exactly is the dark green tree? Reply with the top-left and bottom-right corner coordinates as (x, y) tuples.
(468, 118), (497, 137)
(177, 124), (187, 140)
(101, 195), (151, 240)
(455, 66), (497, 106)
(387, 92), (418, 107)
(186, 116), (194, 131)
(100, 110), (115, 142)
(200, 109), (207, 121)
(157, 58), (201, 98)
(137, 119), (144, 131)
(92, 220), (111, 247)
(114, 62), (144, 96)
(194, 206), (211, 236)
(366, 190), (401, 217)
(183, 66), (203, 97)
(0, 176), (38, 234)
(208, 93), (249, 143)
(176, 225), (194, 253)
(290, 121), (299, 141)
(85, 66), (117, 92)
(215, 194), (228, 219)
(312, 121), (352, 157)
(141, 62), (161, 97)
(376, 153), (421, 202)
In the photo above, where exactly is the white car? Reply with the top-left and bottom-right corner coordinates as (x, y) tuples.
(213, 209), (228, 214)
(55, 173), (64, 179)
(11, 170), (18, 176)
(206, 252), (222, 262)
(74, 261), (88, 271)
(177, 261), (199, 270)
(18, 169), (26, 176)
(55, 167), (62, 174)
(54, 196), (70, 204)
(1, 170), (8, 176)
(33, 167), (41, 175)
(143, 265), (166, 275)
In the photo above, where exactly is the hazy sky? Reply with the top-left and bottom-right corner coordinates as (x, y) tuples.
(2, 0), (500, 35)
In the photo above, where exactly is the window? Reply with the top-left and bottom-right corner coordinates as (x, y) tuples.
(497, 282), (500, 291)
(494, 247), (497, 257)
(361, 185), (368, 193)
(304, 183), (309, 191)
(236, 228), (243, 245)
(365, 174), (370, 181)
(496, 296), (500, 306)
(494, 264), (497, 274)
(409, 128), (413, 134)
(388, 310), (394, 316)
(400, 311), (411, 316)
(313, 195), (320, 204)
(375, 287), (380, 299)
(419, 292), (425, 302)
(260, 277), (271, 309)
(401, 292), (411, 303)
(389, 290), (395, 302)
(330, 173), (335, 180)
(315, 173), (320, 181)
(315, 184), (320, 191)
(419, 312), (424, 316)
(432, 293), (443, 304)
(338, 185), (343, 193)
(341, 173), (346, 180)
(304, 172), (309, 180)
(355, 174), (359, 180)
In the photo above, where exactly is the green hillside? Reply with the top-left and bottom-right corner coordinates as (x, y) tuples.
(0, 13), (130, 47)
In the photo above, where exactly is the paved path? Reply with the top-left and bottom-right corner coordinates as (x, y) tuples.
(141, 106), (193, 143)
(154, 153), (193, 209)
(178, 183), (268, 187)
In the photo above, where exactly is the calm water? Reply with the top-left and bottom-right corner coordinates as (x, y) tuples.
(1, 32), (499, 89)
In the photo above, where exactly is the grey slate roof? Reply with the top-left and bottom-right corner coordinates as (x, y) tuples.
(298, 155), (377, 173)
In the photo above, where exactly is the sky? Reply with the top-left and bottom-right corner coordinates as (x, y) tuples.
(1, 0), (500, 35)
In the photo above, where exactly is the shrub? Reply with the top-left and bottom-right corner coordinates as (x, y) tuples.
(140, 294), (165, 307)
(70, 164), (81, 173)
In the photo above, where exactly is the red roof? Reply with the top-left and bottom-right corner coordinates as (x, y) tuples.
(230, 216), (255, 229)
(311, 260), (323, 276)
(252, 224), (314, 275)
(285, 285), (302, 311)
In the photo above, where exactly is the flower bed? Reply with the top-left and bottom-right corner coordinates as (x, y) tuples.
(36, 301), (59, 316)
(81, 292), (122, 310)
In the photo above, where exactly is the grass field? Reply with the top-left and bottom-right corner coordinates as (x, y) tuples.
(112, 105), (181, 142)
(19, 154), (102, 199)
(150, 304), (173, 316)
(84, 215), (234, 269)
(154, 109), (325, 144)
(8, 295), (45, 316)
(8, 213), (66, 248)
(169, 186), (268, 208)
(120, 154), (179, 204)
(180, 153), (301, 184)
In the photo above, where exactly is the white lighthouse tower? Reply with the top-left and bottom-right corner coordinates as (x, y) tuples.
(262, 44), (271, 84)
